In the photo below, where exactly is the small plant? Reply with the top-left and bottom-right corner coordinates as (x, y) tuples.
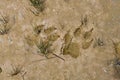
(30, 0), (46, 13)
(36, 40), (52, 58)
(36, 40), (65, 61)
(0, 15), (11, 35)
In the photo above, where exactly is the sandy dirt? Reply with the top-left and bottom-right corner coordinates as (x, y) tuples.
(0, 0), (120, 80)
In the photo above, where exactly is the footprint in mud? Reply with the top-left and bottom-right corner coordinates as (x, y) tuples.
(63, 31), (81, 58)
(47, 33), (60, 42)
(82, 39), (93, 49)
(83, 28), (93, 39)
(62, 27), (94, 58)
(63, 42), (80, 58)
(64, 31), (73, 46)
(74, 26), (82, 38)
(44, 27), (57, 35)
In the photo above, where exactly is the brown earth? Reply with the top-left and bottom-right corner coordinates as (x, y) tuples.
(0, 0), (120, 80)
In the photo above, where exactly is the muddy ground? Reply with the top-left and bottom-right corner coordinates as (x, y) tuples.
(0, 0), (120, 80)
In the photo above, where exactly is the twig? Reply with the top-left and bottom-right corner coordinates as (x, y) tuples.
(52, 53), (65, 61)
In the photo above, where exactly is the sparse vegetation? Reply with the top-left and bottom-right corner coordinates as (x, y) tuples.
(36, 40), (65, 60)
(36, 40), (52, 58)
(30, 0), (46, 13)
(0, 0), (119, 80)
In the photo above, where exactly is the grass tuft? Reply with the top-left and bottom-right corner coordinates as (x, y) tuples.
(36, 40), (65, 61)
(36, 40), (52, 57)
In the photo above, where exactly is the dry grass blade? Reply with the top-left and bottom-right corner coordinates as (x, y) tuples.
(0, 14), (10, 35)
(30, 0), (46, 13)
(28, 8), (39, 16)
(52, 53), (65, 61)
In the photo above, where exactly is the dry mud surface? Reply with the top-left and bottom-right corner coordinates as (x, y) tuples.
(0, 0), (120, 80)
